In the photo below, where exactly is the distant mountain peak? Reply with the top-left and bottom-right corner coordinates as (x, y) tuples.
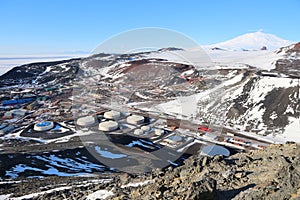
(206, 31), (294, 51)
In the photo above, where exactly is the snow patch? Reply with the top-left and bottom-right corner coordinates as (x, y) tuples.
(94, 146), (127, 159)
(121, 180), (152, 188)
(86, 189), (114, 200)
(10, 186), (72, 200)
(283, 118), (300, 142)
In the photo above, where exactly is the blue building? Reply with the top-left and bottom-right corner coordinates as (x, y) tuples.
(2, 98), (35, 106)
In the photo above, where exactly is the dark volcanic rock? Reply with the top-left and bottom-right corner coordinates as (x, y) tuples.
(1, 144), (300, 200)
(0, 58), (81, 86)
(274, 42), (300, 77)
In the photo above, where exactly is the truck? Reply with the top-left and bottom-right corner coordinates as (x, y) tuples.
(198, 126), (212, 132)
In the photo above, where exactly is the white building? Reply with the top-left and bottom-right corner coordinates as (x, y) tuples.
(134, 129), (144, 135)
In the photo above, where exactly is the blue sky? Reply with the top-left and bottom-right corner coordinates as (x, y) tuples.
(0, 0), (299, 54)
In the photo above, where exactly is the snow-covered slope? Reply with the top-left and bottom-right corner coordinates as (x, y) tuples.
(207, 49), (280, 70)
(205, 31), (294, 51)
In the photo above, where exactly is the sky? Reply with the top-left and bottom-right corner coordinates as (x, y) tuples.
(0, 0), (299, 55)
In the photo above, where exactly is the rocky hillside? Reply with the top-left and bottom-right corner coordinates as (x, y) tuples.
(0, 58), (81, 87)
(110, 143), (300, 200)
(1, 143), (299, 199)
(274, 42), (300, 77)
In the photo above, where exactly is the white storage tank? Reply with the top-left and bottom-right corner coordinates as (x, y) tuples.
(127, 115), (144, 125)
(154, 129), (164, 136)
(77, 116), (96, 127)
(34, 121), (54, 131)
(141, 125), (151, 132)
(99, 121), (119, 132)
(104, 110), (121, 120)
(134, 129), (144, 135)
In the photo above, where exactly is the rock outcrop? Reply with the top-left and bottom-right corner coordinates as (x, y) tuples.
(110, 143), (300, 200)
(2, 143), (299, 200)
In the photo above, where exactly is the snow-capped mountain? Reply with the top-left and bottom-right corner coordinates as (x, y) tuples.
(206, 31), (294, 51)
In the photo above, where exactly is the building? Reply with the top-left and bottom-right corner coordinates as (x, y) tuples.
(0, 125), (14, 136)
(4, 109), (27, 118)
(2, 98), (35, 106)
